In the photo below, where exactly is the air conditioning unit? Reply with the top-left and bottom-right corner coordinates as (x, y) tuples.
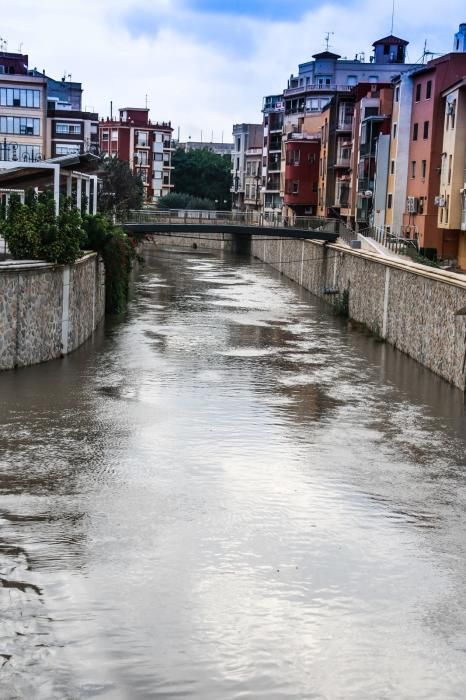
(407, 196), (419, 213)
(435, 195), (446, 207)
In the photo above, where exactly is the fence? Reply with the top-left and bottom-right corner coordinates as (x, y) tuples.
(123, 208), (353, 236)
(360, 226), (419, 256)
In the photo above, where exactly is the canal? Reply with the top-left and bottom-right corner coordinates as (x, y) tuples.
(1, 247), (466, 699)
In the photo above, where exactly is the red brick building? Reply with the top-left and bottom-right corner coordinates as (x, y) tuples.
(284, 135), (320, 216)
(99, 108), (174, 203)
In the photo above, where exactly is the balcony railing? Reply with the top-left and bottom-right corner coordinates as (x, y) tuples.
(337, 119), (353, 130)
(335, 157), (351, 168)
(284, 84), (354, 97)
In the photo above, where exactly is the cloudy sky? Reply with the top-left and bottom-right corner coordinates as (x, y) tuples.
(4, 0), (465, 141)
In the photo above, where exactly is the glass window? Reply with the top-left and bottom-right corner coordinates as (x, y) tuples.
(421, 160), (427, 179)
(413, 123), (418, 141)
(411, 161), (416, 178)
(387, 193), (392, 209)
(55, 143), (81, 155)
(426, 81), (432, 99)
(0, 87), (41, 108)
(0, 115), (40, 135)
(415, 84), (421, 101)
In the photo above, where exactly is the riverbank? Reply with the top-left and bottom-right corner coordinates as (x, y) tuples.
(0, 253), (105, 370)
(251, 235), (466, 391)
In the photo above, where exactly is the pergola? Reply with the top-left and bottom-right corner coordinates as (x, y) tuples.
(0, 153), (100, 215)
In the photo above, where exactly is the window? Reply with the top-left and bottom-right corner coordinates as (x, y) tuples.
(135, 150), (148, 166)
(369, 75), (378, 83)
(390, 160), (395, 175)
(137, 131), (148, 147)
(448, 155), (452, 185)
(423, 121), (429, 139)
(245, 184), (250, 198)
(347, 75), (357, 86)
(393, 123), (397, 139)
(421, 160), (426, 179)
(236, 137), (241, 151)
(55, 143), (81, 155)
(56, 122), (81, 134)
(111, 129), (118, 139)
(153, 152), (163, 162)
(292, 180), (299, 194)
(445, 195), (449, 223)
(395, 86), (400, 102)
(411, 160), (416, 178)
(426, 80), (432, 99)
(387, 193), (393, 209)
(413, 123), (418, 141)
(0, 87), (40, 108)
(415, 83), (421, 101)
(0, 115), (40, 136)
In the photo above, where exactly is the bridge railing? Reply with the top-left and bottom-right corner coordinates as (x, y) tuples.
(123, 209), (348, 235)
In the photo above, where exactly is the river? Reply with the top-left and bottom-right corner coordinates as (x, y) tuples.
(1, 247), (466, 699)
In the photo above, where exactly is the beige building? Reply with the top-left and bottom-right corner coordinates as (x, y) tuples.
(438, 78), (466, 267)
(0, 73), (47, 162)
(243, 146), (262, 211)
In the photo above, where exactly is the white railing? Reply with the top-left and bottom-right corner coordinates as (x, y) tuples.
(284, 84), (354, 96)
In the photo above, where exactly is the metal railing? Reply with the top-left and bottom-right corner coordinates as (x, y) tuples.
(122, 208), (351, 236)
(360, 226), (419, 255)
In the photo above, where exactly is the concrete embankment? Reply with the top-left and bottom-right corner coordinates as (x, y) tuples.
(251, 235), (466, 391)
(0, 253), (105, 371)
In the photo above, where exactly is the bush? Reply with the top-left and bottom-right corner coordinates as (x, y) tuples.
(157, 192), (217, 210)
(2, 192), (85, 264)
(82, 214), (136, 314)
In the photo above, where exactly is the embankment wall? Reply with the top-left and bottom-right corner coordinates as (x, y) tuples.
(0, 253), (105, 370)
(251, 236), (466, 390)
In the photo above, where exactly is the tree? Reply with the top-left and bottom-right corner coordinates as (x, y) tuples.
(172, 148), (232, 208)
(98, 157), (143, 216)
(156, 192), (217, 210)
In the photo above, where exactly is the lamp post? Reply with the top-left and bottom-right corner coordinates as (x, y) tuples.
(254, 163), (261, 212)
(2, 138), (18, 162)
(233, 168), (240, 212)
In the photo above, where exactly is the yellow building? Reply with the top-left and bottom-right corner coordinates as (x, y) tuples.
(438, 78), (466, 268)
(0, 73), (47, 162)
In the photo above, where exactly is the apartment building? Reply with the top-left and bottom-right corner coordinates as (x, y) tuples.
(262, 95), (284, 213)
(284, 132), (320, 216)
(99, 108), (174, 202)
(0, 52), (47, 162)
(402, 50), (466, 258)
(46, 109), (99, 158)
(438, 78), (466, 267)
(262, 35), (415, 216)
(243, 144), (262, 211)
(231, 123), (263, 210)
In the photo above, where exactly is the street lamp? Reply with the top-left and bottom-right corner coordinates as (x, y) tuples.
(2, 138), (18, 162)
(254, 163), (261, 212)
(234, 168), (239, 211)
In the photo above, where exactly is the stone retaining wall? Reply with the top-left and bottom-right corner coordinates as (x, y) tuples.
(251, 236), (466, 391)
(0, 253), (105, 371)
(142, 231), (236, 252)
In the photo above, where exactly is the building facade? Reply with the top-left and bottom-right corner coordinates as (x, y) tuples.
(231, 123), (263, 210)
(46, 109), (99, 158)
(262, 35), (415, 217)
(99, 108), (174, 202)
(0, 52), (47, 163)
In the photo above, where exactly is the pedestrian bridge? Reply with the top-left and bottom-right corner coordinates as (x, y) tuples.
(121, 210), (352, 244)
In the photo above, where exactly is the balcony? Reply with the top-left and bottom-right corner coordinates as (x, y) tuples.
(265, 175), (280, 192)
(284, 84), (353, 97)
(268, 155), (281, 172)
(336, 118), (353, 131)
(269, 137), (282, 152)
(334, 180), (350, 208)
(335, 156), (351, 168)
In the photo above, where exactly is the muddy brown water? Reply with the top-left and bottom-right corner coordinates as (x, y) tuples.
(1, 249), (466, 699)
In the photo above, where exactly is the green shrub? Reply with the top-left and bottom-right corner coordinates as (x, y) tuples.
(82, 214), (136, 314)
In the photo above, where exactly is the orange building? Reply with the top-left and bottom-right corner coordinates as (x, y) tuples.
(404, 52), (466, 258)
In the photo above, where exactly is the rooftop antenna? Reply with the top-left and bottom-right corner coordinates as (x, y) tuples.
(390, 0), (395, 35)
(18, 42), (23, 53)
(145, 94), (149, 109)
(324, 32), (334, 51)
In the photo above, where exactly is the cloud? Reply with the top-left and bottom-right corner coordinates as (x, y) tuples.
(2, 0), (466, 142)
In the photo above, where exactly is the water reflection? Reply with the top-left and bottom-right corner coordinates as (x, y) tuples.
(0, 247), (466, 699)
